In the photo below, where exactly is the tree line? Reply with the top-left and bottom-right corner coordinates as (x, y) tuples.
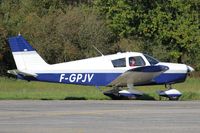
(0, 0), (200, 76)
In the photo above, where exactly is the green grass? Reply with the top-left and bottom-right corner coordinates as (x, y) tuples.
(138, 77), (200, 100)
(0, 77), (200, 100)
(0, 77), (109, 100)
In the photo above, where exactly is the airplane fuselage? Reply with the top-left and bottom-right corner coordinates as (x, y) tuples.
(17, 52), (190, 87)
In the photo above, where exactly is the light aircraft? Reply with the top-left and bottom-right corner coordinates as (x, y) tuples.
(7, 34), (194, 100)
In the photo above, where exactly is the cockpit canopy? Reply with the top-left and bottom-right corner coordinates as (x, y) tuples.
(111, 53), (159, 68)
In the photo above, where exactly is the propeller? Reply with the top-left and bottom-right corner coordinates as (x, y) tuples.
(187, 65), (194, 73)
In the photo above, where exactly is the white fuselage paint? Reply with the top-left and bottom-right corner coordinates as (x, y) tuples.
(157, 62), (188, 74)
(12, 51), (192, 86)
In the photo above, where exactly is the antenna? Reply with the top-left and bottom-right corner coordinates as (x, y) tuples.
(92, 45), (104, 56)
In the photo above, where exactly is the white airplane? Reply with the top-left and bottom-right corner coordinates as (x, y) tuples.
(7, 35), (194, 100)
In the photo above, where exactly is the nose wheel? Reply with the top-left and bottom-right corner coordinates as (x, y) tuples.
(157, 84), (182, 100)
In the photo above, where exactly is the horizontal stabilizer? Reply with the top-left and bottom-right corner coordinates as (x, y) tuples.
(7, 69), (37, 77)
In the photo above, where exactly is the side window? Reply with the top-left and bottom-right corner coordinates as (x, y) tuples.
(129, 56), (145, 66)
(112, 58), (126, 67)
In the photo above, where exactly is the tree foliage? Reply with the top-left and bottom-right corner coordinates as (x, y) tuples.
(0, 0), (200, 76)
(95, 0), (200, 64)
(0, 23), (15, 75)
(0, 0), (116, 67)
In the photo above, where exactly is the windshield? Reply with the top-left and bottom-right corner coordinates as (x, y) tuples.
(144, 54), (159, 65)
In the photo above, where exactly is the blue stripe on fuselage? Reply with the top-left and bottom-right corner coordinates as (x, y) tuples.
(17, 72), (187, 86)
(35, 73), (121, 86)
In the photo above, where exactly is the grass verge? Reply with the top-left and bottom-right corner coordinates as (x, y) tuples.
(0, 77), (199, 100)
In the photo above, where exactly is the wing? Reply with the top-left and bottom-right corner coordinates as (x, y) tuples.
(7, 69), (37, 77)
(108, 65), (169, 87)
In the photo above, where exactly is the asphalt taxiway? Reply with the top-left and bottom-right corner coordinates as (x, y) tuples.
(0, 100), (199, 133)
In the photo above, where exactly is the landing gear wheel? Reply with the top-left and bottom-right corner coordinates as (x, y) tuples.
(169, 96), (180, 101)
(157, 84), (182, 101)
(103, 85), (143, 100)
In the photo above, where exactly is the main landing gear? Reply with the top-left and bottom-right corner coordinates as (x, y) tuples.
(157, 84), (182, 100)
(103, 84), (182, 100)
(103, 84), (143, 100)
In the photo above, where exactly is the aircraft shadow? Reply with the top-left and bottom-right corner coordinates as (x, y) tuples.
(40, 97), (87, 100)
(40, 95), (155, 100)
(41, 98), (53, 100)
(135, 94), (156, 100)
(106, 94), (156, 100)
(64, 97), (87, 100)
